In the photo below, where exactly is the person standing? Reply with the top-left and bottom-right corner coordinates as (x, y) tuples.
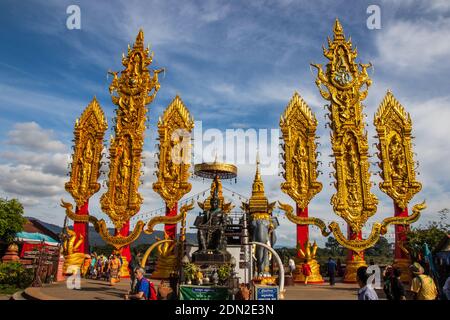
(327, 257), (337, 286)
(382, 265), (394, 300)
(288, 257), (296, 277)
(410, 262), (438, 300)
(391, 267), (406, 300)
(443, 275), (450, 300)
(356, 266), (379, 300)
(302, 262), (312, 285)
(109, 254), (121, 286)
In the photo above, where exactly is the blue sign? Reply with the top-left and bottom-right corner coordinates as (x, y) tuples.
(254, 285), (279, 300)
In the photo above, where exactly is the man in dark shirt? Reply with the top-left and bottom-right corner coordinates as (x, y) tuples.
(391, 267), (406, 300)
(327, 257), (337, 286)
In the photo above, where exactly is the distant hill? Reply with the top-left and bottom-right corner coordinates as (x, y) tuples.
(26, 217), (198, 247)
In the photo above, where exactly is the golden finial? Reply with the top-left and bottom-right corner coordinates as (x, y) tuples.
(333, 18), (344, 40)
(134, 29), (145, 49)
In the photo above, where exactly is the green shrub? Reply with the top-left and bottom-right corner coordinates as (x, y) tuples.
(0, 262), (33, 288)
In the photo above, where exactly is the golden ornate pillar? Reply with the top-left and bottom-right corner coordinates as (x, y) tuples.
(64, 97), (107, 261)
(374, 91), (422, 282)
(311, 19), (379, 282)
(278, 92), (324, 283)
(151, 95), (194, 279)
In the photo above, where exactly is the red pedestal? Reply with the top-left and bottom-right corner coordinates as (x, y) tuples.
(296, 205), (309, 258)
(346, 226), (364, 262)
(73, 201), (89, 254)
(394, 203), (409, 260)
(116, 221), (131, 262)
(164, 203), (178, 239)
(343, 226), (366, 283)
(393, 203), (412, 283)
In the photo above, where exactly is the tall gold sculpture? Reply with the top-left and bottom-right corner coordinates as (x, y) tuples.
(100, 29), (163, 230)
(311, 19), (378, 234)
(151, 95), (194, 279)
(280, 92), (322, 208)
(374, 91), (422, 209)
(63, 97), (108, 256)
(153, 95), (194, 209)
(311, 19), (379, 281)
(65, 97), (107, 207)
(278, 92), (325, 283)
(374, 91), (422, 281)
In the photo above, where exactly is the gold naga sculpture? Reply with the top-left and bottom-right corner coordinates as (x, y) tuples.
(61, 30), (183, 254)
(279, 19), (426, 282)
(150, 95), (195, 279)
(62, 228), (86, 274)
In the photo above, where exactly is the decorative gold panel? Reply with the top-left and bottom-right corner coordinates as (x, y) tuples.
(153, 95), (194, 209)
(374, 91), (422, 209)
(311, 19), (378, 233)
(65, 97), (107, 207)
(100, 30), (163, 229)
(280, 92), (322, 209)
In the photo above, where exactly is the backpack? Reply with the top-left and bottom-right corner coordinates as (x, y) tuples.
(140, 278), (157, 300)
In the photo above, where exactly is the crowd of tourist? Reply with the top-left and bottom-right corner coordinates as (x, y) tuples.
(289, 256), (448, 300)
(80, 252), (125, 285)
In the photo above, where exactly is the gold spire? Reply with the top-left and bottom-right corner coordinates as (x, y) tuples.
(134, 29), (145, 49)
(333, 18), (344, 40)
(243, 155), (276, 215)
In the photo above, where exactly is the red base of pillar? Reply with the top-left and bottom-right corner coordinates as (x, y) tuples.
(73, 201), (89, 254)
(164, 203), (178, 239)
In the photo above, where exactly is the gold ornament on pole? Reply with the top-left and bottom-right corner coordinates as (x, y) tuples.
(311, 19), (378, 234)
(151, 95), (194, 279)
(65, 97), (107, 207)
(279, 92), (322, 208)
(153, 95), (194, 209)
(100, 29), (163, 230)
(374, 91), (422, 209)
(374, 91), (423, 282)
(278, 92), (324, 283)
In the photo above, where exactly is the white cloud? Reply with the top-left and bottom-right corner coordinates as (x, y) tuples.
(6, 122), (67, 152)
(374, 17), (450, 72)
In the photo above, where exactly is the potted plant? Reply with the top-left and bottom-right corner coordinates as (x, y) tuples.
(217, 264), (231, 285)
(183, 262), (198, 285)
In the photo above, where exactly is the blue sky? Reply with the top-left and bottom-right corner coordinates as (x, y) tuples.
(1, 0), (449, 246)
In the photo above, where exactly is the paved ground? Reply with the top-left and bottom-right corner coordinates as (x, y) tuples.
(24, 279), (134, 300)
(19, 278), (372, 300)
(284, 282), (360, 300)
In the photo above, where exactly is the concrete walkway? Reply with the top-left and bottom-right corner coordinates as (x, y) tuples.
(23, 279), (133, 300)
(284, 282), (360, 300)
(19, 278), (370, 300)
